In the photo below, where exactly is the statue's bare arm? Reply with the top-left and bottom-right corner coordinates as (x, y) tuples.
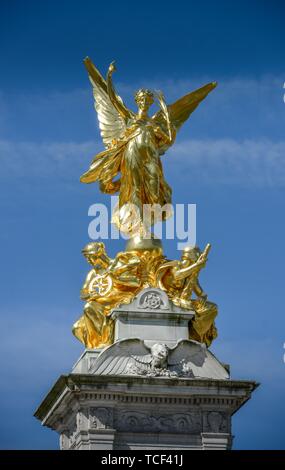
(172, 259), (205, 281)
(107, 62), (130, 121)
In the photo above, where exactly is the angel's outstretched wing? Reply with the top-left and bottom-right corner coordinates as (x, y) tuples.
(84, 57), (131, 148)
(152, 82), (217, 154)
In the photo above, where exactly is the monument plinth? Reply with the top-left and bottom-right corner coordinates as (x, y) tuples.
(35, 289), (258, 450)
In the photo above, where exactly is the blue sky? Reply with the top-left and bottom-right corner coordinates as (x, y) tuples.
(0, 0), (285, 449)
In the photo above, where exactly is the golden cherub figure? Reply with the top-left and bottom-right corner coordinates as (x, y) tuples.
(81, 58), (216, 235)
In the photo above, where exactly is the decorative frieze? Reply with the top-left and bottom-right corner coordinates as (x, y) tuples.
(89, 407), (114, 430)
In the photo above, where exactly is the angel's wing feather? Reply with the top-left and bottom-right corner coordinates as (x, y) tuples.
(168, 82), (217, 131)
(84, 57), (128, 148)
(152, 82), (217, 155)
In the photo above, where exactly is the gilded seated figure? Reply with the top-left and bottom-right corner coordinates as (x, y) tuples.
(156, 244), (217, 347)
(73, 242), (143, 348)
(73, 241), (165, 348)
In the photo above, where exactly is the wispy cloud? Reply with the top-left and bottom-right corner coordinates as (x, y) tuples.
(0, 75), (284, 142)
(0, 139), (99, 179)
(1, 137), (284, 187)
(0, 74), (283, 186)
(167, 138), (285, 187)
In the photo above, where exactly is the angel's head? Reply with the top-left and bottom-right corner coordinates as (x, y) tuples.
(134, 89), (154, 112)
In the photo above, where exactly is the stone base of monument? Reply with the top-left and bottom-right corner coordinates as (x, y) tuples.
(34, 288), (258, 450)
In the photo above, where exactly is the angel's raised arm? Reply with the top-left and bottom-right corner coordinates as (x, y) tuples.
(107, 62), (131, 122)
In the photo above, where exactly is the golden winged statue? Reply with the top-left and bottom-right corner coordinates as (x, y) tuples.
(81, 57), (217, 235)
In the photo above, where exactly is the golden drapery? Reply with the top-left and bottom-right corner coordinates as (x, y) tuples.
(80, 118), (172, 233)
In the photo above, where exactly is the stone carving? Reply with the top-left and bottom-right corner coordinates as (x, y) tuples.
(207, 411), (228, 433)
(137, 288), (169, 310)
(126, 343), (193, 377)
(117, 411), (201, 434)
(89, 337), (229, 380)
(150, 343), (168, 368)
(89, 407), (113, 429)
(126, 362), (181, 378)
(141, 292), (162, 309)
